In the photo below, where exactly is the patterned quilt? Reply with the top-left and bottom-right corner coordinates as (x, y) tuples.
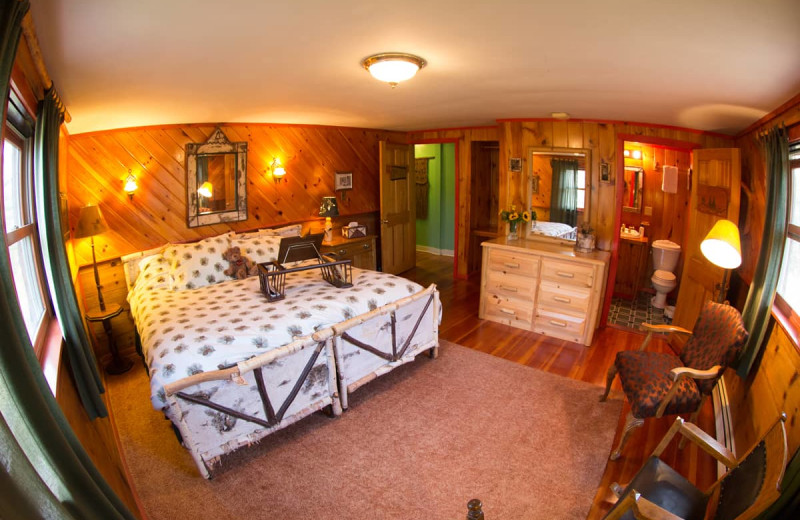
(128, 258), (426, 410)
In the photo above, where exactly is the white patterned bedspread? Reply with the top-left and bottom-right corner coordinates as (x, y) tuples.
(128, 260), (426, 410)
(531, 221), (576, 238)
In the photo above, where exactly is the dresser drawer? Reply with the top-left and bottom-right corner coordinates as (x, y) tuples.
(537, 280), (591, 313)
(533, 307), (586, 343)
(540, 258), (595, 287)
(485, 269), (538, 299)
(487, 249), (539, 278)
(482, 292), (534, 328)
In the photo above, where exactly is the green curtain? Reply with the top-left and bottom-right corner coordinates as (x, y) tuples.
(550, 158), (578, 226)
(0, 1), (134, 517)
(34, 87), (108, 419)
(737, 126), (788, 378)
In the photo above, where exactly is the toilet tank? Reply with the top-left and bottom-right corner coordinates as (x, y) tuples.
(652, 240), (681, 272)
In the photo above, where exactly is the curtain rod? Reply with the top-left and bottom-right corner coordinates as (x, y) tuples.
(21, 13), (72, 123)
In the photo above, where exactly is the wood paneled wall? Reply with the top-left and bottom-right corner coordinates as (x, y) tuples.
(410, 121), (731, 277)
(723, 95), (800, 459)
(65, 123), (405, 265)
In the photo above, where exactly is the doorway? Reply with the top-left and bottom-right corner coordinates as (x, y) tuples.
(605, 138), (694, 331)
(414, 143), (456, 257)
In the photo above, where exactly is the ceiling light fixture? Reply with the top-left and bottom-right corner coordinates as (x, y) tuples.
(362, 52), (426, 88)
(551, 112), (570, 120)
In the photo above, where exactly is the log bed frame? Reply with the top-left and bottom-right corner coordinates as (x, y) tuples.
(121, 247), (440, 478)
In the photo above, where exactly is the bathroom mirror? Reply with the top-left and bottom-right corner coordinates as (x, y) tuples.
(186, 127), (248, 228)
(622, 166), (644, 213)
(525, 147), (591, 243)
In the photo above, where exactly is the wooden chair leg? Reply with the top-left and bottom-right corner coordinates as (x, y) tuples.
(600, 363), (618, 402)
(610, 410), (644, 460)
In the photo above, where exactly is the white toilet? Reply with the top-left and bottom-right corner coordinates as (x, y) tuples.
(650, 240), (681, 309)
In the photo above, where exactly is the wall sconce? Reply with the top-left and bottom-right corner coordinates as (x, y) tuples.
(623, 149), (643, 160)
(270, 158), (287, 182)
(123, 169), (138, 199)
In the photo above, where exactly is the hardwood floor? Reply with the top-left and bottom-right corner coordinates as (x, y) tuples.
(402, 252), (716, 519)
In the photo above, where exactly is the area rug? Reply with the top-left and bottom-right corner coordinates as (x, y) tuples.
(107, 340), (621, 519)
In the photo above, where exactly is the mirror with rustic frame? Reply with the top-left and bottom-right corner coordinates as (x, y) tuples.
(526, 146), (592, 243)
(186, 127), (248, 228)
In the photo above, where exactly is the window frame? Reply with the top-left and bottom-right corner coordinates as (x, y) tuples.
(2, 98), (53, 359)
(774, 143), (800, 348)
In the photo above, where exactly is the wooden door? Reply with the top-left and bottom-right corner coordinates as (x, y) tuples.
(380, 141), (416, 274)
(672, 148), (741, 330)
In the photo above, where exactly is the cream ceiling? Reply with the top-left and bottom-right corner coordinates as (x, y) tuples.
(29, 0), (800, 135)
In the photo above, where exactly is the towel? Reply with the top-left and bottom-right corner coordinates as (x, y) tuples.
(662, 165), (678, 193)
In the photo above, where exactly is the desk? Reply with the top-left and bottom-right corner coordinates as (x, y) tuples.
(86, 303), (133, 374)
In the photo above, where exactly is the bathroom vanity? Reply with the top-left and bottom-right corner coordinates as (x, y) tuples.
(613, 234), (649, 299)
(479, 237), (610, 346)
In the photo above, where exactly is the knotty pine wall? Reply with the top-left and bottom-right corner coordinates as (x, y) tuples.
(409, 121), (732, 277)
(65, 123), (406, 266)
(723, 95), (800, 460)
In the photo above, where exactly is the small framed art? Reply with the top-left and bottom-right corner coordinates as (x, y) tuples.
(335, 171), (353, 191)
(509, 157), (522, 172)
(600, 162), (612, 183)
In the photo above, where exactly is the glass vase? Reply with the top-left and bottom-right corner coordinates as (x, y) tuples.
(507, 221), (519, 240)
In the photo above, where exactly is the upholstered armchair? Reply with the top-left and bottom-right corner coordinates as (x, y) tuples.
(600, 300), (748, 460)
(603, 414), (788, 520)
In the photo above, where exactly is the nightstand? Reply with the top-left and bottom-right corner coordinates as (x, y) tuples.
(86, 303), (133, 375)
(320, 235), (377, 270)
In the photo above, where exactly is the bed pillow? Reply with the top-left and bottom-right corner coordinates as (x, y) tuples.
(164, 234), (231, 290)
(135, 254), (172, 291)
(229, 235), (283, 265)
(258, 224), (303, 237)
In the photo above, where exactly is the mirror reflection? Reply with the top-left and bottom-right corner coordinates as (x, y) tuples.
(186, 127), (248, 228)
(197, 153), (237, 214)
(623, 166), (644, 213)
(526, 147), (591, 242)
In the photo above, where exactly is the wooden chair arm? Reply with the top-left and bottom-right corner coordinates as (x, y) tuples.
(640, 323), (693, 335)
(633, 494), (686, 520)
(670, 365), (723, 381)
(654, 366), (723, 417)
(650, 417), (737, 468)
(637, 325), (693, 352)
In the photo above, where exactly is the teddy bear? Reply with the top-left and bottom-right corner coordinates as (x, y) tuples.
(222, 246), (259, 280)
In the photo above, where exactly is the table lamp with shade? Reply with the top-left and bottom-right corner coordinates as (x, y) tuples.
(74, 204), (110, 311)
(319, 196), (339, 242)
(700, 218), (742, 303)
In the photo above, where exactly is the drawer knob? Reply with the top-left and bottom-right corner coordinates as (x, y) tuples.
(362, 243), (370, 249)
(556, 271), (575, 278)
(499, 308), (516, 316)
(553, 295), (571, 303)
(499, 285), (518, 293)
(549, 319), (568, 328)
(503, 262), (520, 269)
(338, 249), (347, 255)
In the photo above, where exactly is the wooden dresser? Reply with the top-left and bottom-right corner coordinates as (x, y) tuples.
(479, 237), (610, 346)
(320, 235), (377, 270)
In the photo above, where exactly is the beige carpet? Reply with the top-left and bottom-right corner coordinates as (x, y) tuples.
(108, 340), (621, 519)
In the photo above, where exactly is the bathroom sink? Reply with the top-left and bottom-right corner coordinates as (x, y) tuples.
(621, 229), (640, 238)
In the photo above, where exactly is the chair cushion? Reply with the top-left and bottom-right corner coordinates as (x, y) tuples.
(608, 456), (709, 520)
(616, 351), (702, 418)
(714, 440), (767, 520)
(680, 300), (748, 395)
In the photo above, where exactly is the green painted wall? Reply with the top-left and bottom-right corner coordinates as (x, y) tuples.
(415, 143), (455, 253)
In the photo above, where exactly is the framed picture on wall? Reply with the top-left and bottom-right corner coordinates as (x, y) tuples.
(509, 157), (522, 172)
(335, 171), (353, 191)
(600, 162), (612, 183)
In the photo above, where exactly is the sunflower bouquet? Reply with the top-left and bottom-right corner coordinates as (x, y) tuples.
(500, 205), (536, 238)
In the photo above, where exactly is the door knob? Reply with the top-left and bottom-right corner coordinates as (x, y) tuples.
(381, 219), (389, 224)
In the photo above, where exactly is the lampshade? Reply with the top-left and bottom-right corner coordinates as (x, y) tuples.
(362, 53), (426, 86)
(319, 196), (339, 218)
(74, 205), (109, 238)
(197, 182), (213, 198)
(700, 219), (742, 269)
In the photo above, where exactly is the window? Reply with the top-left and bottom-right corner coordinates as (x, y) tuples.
(3, 98), (50, 353)
(775, 141), (800, 332)
(577, 168), (586, 211)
